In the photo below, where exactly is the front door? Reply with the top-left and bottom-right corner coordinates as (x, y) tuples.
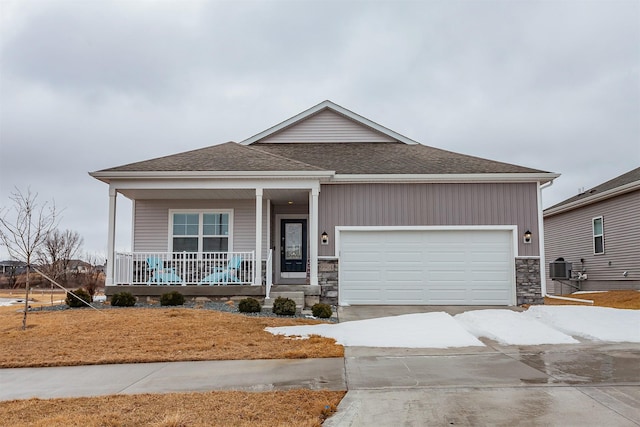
(280, 219), (307, 274)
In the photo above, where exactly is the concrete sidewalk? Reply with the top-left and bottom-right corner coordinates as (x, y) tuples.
(0, 358), (346, 401)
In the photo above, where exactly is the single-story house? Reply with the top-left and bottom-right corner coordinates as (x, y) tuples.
(91, 100), (558, 306)
(544, 167), (639, 294)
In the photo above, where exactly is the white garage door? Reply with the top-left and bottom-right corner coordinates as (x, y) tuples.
(339, 229), (514, 305)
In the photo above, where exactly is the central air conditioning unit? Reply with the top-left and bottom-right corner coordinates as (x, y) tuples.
(549, 259), (571, 280)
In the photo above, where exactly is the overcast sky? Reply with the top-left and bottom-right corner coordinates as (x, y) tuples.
(1, 0), (639, 260)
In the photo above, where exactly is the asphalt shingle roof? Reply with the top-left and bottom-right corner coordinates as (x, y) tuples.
(99, 142), (326, 172)
(252, 143), (546, 174)
(96, 142), (547, 175)
(545, 166), (640, 210)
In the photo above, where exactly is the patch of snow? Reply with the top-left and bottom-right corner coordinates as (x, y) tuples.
(266, 312), (485, 348)
(455, 310), (579, 345)
(267, 306), (640, 348)
(0, 298), (20, 307)
(572, 291), (607, 294)
(524, 306), (640, 343)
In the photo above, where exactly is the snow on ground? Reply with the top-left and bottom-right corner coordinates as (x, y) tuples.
(267, 306), (640, 347)
(0, 298), (22, 307)
(524, 306), (640, 343)
(455, 309), (579, 345)
(266, 312), (484, 348)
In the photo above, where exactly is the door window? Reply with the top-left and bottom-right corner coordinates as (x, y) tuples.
(285, 223), (303, 260)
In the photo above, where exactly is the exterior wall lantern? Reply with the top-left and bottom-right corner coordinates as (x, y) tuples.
(321, 231), (329, 245)
(523, 230), (532, 244)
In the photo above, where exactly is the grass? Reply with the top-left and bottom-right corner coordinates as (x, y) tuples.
(0, 307), (343, 368)
(0, 390), (346, 427)
(0, 288), (67, 311)
(0, 294), (346, 426)
(544, 289), (640, 309)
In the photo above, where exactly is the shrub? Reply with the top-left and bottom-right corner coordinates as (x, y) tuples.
(66, 288), (92, 308)
(110, 292), (136, 307)
(160, 291), (185, 306)
(238, 297), (262, 313)
(272, 296), (296, 316)
(311, 303), (333, 319)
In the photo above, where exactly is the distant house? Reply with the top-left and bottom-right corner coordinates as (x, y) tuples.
(0, 260), (27, 275)
(544, 167), (640, 293)
(91, 100), (558, 307)
(67, 260), (92, 274)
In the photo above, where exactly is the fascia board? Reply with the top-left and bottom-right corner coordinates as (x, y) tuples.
(329, 173), (560, 184)
(240, 100), (419, 145)
(89, 170), (335, 183)
(544, 181), (640, 217)
(109, 179), (324, 191)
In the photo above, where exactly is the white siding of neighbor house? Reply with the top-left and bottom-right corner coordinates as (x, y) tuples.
(133, 199), (268, 255)
(545, 190), (640, 292)
(318, 182), (540, 257)
(256, 109), (397, 143)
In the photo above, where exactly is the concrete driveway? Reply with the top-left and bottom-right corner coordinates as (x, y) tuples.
(327, 306), (640, 426)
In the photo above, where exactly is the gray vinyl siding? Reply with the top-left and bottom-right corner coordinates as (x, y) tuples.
(257, 109), (397, 143)
(544, 190), (640, 292)
(318, 182), (540, 257)
(133, 199), (269, 255)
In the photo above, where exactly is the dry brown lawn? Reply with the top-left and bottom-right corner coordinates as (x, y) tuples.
(0, 295), (346, 426)
(0, 289), (66, 311)
(544, 290), (640, 309)
(0, 390), (346, 427)
(0, 307), (343, 368)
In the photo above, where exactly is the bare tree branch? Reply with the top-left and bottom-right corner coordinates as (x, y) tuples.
(0, 187), (59, 330)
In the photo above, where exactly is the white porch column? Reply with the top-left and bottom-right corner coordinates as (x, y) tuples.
(106, 187), (117, 285)
(255, 188), (263, 286)
(309, 187), (319, 286)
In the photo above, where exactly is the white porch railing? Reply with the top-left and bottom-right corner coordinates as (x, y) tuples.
(265, 249), (273, 299)
(114, 251), (255, 285)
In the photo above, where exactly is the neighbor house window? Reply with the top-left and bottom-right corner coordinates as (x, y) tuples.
(171, 211), (231, 253)
(592, 216), (604, 254)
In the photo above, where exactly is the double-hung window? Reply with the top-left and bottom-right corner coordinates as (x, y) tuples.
(592, 216), (604, 254)
(171, 211), (231, 253)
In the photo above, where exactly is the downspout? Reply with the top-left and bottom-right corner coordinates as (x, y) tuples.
(538, 180), (594, 305)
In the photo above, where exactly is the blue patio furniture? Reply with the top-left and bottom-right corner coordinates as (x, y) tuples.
(147, 257), (183, 285)
(198, 255), (243, 285)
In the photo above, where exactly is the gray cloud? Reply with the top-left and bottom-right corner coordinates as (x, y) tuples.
(1, 0), (638, 258)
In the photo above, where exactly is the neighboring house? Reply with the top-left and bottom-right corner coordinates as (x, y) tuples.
(91, 100), (558, 307)
(0, 260), (27, 275)
(544, 167), (640, 294)
(67, 260), (92, 274)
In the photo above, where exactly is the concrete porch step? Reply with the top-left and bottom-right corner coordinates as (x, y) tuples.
(263, 291), (305, 309)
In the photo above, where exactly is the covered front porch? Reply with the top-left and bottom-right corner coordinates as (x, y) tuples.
(99, 176), (327, 298)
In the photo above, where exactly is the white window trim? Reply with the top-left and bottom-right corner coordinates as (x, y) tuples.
(168, 209), (234, 253)
(592, 216), (604, 255)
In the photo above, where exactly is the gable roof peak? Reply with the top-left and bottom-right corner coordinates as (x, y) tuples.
(241, 100), (419, 146)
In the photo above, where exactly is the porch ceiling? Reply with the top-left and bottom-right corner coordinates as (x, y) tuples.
(118, 188), (310, 203)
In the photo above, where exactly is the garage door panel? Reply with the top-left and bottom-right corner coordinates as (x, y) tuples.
(340, 229), (514, 306)
(385, 252), (424, 263)
(428, 271), (467, 281)
(385, 272), (425, 283)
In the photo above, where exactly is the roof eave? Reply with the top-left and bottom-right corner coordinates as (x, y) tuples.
(330, 172), (560, 184)
(544, 180), (640, 217)
(89, 170), (336, 184)
(240, 100), (419, 146)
